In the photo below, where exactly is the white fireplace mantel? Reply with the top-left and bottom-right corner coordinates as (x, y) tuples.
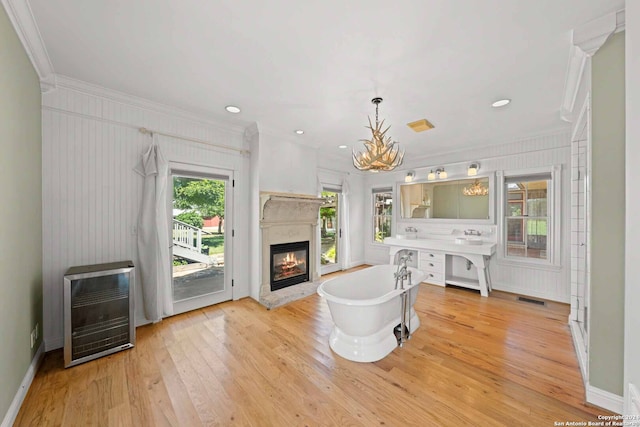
(259, 192), (326, 308)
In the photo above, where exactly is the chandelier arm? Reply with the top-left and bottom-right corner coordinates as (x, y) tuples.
(360, 141), (397, 165)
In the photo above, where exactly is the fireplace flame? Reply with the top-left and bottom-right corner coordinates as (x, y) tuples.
(280, 252), (303, 269)
(274, 251), (306, 280)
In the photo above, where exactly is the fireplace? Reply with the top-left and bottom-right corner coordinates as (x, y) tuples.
(259, 193), (325, 309)
(270, 241), (309, 291)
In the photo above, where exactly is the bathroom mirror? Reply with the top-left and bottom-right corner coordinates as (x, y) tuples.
(398, 176), (493, 221)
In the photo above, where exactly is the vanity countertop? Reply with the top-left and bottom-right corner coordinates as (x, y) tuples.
(383, 237), (496, 256)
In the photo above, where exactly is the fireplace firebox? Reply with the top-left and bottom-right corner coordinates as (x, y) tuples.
(270, 241), (310, 291)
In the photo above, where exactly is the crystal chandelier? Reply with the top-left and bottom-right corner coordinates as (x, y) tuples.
(463, 179), (489, 196)
(352, 97), (404, 172)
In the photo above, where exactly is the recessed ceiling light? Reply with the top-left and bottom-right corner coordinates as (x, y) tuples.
(491, 99), (511, 108)
(338, 145), (348, 149)
(225, 105), (241, 113)
(294, 130), (304, 135)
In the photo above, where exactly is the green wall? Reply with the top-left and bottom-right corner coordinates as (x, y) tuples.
(590, 31), (625, 396)
(0, 6), (43, 421)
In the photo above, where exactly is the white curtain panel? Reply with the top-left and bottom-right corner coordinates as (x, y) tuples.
(340, 177), (351, 270)
(134, 135), (172, 322)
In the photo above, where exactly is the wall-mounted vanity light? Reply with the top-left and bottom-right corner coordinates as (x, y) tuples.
(467, 162), (480, 176)
(427, 170), (436, 181)
(405, 171), (415, 183)
(436, 167), (447, 179)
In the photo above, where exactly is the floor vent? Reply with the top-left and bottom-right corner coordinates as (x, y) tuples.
(517, 296), (546, 306)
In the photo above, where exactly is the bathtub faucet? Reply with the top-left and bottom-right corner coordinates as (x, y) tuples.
(394, 255), (413, 290)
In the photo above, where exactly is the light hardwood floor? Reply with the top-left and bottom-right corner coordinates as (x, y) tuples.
(15, 272), (611, 426)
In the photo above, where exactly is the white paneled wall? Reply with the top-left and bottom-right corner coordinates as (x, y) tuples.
(41, 83), (249, 350)
(364, 131), (572, 302)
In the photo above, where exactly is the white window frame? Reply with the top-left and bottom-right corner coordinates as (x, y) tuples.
(496, 165), (562, 268)
(372, 187), (393, 244)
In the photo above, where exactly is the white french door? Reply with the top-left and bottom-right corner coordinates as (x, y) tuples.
(169, 162), (233, 315)
(320, 188), (342, 275)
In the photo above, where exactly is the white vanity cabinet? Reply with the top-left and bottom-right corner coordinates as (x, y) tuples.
(384, 237), (497, 297)
(418, 251), (445, 285)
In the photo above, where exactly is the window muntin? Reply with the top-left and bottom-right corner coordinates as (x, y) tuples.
(504, 177), (549, 261)
(373, 188), (393, 243)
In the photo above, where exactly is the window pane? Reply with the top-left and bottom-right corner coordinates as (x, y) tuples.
(526, 219), (547, 259)
(373, 190), (393, 242)
(374, 192), (393, 215)
(526, 181), (547, 216)
(373, 216), (392, 242)
(504, 174), (551, 262)
(507, 202), (523, 216)
(507, 218), (524, 243)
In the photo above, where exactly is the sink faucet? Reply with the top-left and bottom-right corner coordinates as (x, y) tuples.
(394, 254), (413, 290)
(405, 226), (418, 233)
(464, 229), (482, 236)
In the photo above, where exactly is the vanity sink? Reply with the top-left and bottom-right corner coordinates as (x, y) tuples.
(395, 233), (417, 240)
(455, 237), (483, 245)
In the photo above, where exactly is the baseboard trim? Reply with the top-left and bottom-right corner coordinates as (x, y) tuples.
(586, 384), (624, 414)
(569, 320), (588, 385)
(566, 321), (623, 414)
(1, 342), (45, 427)
(628, 383), (640, 416)
(345, 260), (366, 269)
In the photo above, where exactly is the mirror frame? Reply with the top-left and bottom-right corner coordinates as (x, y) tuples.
(395, 173), (496, 224)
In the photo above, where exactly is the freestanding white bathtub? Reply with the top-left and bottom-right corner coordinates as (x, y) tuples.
(317, 264), (426, 362)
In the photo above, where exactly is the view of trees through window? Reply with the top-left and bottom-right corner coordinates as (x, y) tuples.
(173, 177), (226, 266)
(171, 176), (227, 302)
(373, 189), (393, 243)
(320, 190), (338, 266)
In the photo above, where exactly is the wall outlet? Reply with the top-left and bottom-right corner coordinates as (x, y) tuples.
(30, 323), (39, 349)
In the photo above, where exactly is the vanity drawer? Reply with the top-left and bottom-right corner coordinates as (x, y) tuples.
(419, 251), (444, 264)
(420, 259), (443, 273)
(418, 250), (445, 286)
(421, 271), (444, 286)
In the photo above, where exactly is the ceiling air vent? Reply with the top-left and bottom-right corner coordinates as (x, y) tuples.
(407, 118), (434, 132)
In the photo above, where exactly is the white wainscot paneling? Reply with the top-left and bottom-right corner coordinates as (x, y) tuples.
(42, 86), (249, 350)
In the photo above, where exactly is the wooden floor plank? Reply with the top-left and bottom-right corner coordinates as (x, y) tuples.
(15, 272), (614, 426)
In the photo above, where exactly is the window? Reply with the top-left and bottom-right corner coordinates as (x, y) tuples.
(372, 188), (393, 243)
(500, 168), (559, 265)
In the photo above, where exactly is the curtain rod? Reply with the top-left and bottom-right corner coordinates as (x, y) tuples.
(139, 128), (250, 155)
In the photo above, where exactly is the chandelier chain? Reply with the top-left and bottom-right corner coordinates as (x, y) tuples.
(375, 102), (379, 127)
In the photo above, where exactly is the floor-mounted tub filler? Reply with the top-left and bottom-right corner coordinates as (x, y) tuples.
(317, 263), (427, 362)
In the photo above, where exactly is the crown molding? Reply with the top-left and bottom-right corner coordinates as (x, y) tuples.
(1, 0), (55, 90)
(52, 75), (248, 135)
(573, 9), (625, 56)
(561, 9), (625, 121)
